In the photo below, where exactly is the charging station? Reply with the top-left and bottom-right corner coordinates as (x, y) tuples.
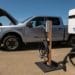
(36, 9), (75, 72)
(36, 20), (63, 72)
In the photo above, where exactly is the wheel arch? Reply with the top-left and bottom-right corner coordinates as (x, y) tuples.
(1, 32), (23, 44)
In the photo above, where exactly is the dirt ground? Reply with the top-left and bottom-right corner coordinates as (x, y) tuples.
(0, 44), (75, 75)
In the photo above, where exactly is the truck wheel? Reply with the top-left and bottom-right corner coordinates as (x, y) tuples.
(3, 35), (21, 51)
(70, 36), (75, 47)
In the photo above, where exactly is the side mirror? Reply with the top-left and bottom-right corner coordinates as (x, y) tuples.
(0, 23), (3, 26)
(27, 22), (33, 28)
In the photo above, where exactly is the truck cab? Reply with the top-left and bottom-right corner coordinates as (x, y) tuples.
(23, 16), (65, 42)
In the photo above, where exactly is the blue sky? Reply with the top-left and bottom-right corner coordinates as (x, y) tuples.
(0, 0), (75, 24)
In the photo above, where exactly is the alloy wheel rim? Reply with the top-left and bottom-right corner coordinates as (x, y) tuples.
(6, 37), (18, 50)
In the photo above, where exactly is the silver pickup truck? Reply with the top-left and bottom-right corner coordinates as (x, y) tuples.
(0, 8), (74, 50)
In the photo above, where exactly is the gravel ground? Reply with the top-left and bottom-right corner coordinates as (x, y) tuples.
(0, 45), (75, 75)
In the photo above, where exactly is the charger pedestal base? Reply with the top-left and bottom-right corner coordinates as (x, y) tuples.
(36, 60), (63, 73)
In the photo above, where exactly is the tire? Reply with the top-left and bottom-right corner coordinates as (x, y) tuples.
(70, 36), (75, 47)
(69, 48), (75, 66)
(3, 35), (21, 51)
(69, 54), (75, 66)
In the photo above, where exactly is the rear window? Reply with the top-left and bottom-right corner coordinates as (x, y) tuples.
(46, 17), (60, 25)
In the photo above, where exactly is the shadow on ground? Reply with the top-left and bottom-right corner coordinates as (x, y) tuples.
(0, 42), (71, 52)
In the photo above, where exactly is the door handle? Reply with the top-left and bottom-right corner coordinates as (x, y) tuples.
(58, 28), (63, 30)
(56, 28), (63, 31)
(34, 36), (38, 38)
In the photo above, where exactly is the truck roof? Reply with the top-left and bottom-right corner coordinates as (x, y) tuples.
(32, 16), (61, 18)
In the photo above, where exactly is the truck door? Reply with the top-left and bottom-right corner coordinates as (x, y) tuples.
(25, 17), (45, 42)
(46, 17), (64, 41)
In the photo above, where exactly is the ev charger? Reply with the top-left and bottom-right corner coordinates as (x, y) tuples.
(46, 20), (52, 32)
(68, 9), (75, 34)
(46, 20), (50, 32)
